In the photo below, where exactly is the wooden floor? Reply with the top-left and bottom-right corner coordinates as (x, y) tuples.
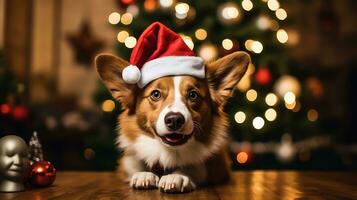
(1, 171), (357, 200)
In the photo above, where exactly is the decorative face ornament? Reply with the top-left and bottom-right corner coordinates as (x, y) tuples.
(0, 135), (29, 192)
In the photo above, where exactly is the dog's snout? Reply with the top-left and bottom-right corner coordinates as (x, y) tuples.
(164, 112), (185, 131)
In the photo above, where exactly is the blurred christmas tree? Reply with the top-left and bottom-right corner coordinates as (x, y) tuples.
(96, 0), (335, 169)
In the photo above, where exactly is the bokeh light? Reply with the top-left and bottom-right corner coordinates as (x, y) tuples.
(265, 108), (277, 121)
(124, 36), (137, 48)
(267, 0), (280, 11)
(235, 111), (246, 124)
(237, 152), (249, 164)
(102, 100), (115, 112)
(117, 31), (129, 43)
(222, 39), (234, 50)
(246, 89), (258, 102)
(277, 29), (289, 43)
(121, 13), (133, 25)
(265, 93), (278, 106)
(283, 91), (296, 104)
(275, 8), (287, 20)
(251, 41), (263, 53)
(253, 117), (265, 129)
(108, 12), (121, 24)
(242, 0), (253, 11)
(307, 109), (318, 122)
(195, 28), (207, 40)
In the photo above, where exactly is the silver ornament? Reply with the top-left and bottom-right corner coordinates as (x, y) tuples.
(0, 135), (29, 192)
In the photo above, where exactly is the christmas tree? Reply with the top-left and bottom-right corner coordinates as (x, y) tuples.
(95, 0), (331, 169)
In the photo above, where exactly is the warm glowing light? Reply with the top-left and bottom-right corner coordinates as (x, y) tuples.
(253, 117), (265, 129)
(121, 13), (133, 25)
(175, 2), (189, 14)
(117, 31), (129, 43)
(292, 101), (301, 112)
(127, 5), (139, 17)
(234, 111), (246, 124)
(307, 109), (318, 122)
(285, 101), (296, 110)
(287, 29), (300, 45)
(265, 93), (278, 106)
(256, 16), (270, 30)
(242, 0), (253, 11)
(195, 29), (207, 40)
(84, 148), (95, 160)
(237, 152), (248, 164)
(159, 0), (173, 8)
(222, 39), (234, 50)
(283, 91), (296, 104)
(124, 36), (137, 48)
(198, 43), (218, 62)
(275, 8), (287, 20)
(181, 35), (194, 50)
(265, 108), (277, 121)
(246, 89), (257, 102)
(144, 0), (157, 11)
(270, 20), (279, 31)
(251, 41), (263, 54)
(277, 29), (289, 43)
(274, 75), (301, 98)
(222, 5), (239, 19)
(244, 39), (254, 51)
(108, 12), (121, 25)
(267, 0), (280, 11)
(0, 104), (11, 114)
(102, 100), (115, 112)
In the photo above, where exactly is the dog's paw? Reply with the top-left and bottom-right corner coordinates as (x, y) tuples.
(130, 172), (159, 189)
(158, 174), (196, 193)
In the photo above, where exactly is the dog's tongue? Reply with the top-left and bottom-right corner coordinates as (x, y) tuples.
(165, 133), (184, 142)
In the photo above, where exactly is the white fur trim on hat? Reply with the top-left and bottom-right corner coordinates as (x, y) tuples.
(122, 65), (141, 84)
(137, 56), (205, 88)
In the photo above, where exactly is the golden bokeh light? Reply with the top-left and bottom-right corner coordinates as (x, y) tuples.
(267, 0), (280, 11)
(277, 29), (289, 43)
(237, 152), (249, 164)
(181, 35), (194, 50)
(222, 39), (234, 50)
(265, 108), (277, 121)
(283, 91), (296, 104)
(253, 117), (265, 129)
(275, 8), (287, 20)
(108, 12), (121, 24)
(222, 5), (239, 19)
(246, 89), (258, 102)
(234, 111), (246, 124)
(251, 41), (263, 53)
(121, 13), (133, 25)
(265, 93), (278, 106)
(175, 2), (189, 14)
(292, 101), (301, 112)
(124, 36), (137, 48)
(198, 43), (218, 62)
(285, 101), (296, 110)
(256, 16), (270, 30)
(195, 28), (207, 40)
(102, 100), (115, 112)
(159, 0), (173, 8)
(307, 109), (318, 122)
(117, 31), (129, 43)
(242, 0), (253, 11)
(245, 39), (254, 51)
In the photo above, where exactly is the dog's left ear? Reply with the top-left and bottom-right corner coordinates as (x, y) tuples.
(206, 51), (250, 106)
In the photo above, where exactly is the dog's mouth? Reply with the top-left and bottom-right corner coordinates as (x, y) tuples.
(159, 132), (192, 146)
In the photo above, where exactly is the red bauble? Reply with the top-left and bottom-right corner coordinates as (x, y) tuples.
(12, 105), (28, 120)
(255, 67), (272, 85)
(29, 161), (56, 187)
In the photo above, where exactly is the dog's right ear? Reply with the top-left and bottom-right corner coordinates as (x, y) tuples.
(95, 54), (136, 109)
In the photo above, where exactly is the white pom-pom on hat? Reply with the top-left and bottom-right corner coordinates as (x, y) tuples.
(122, 65), (141, 84)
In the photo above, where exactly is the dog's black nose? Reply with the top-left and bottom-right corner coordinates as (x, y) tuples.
(164, 112), (185, 131)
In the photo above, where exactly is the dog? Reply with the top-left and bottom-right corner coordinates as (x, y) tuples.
(95, 50), (250, 193)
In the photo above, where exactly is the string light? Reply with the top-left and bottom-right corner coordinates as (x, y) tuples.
(127, 5), (139, 17)
(102, 100), (115, 112)
(180, 35), (194, 50)
(242, 0), (253, 11)
(275, 8), (287, 20)
(285, 101), (296, 110)
(277, 29), (289, 43)
(237, 152), (249, 164)
(159, 0), (173, 8)
(195, 28), (207, 40)
(244, 39), (254, 51)
(121, 13), (133, 25)
(253, 117), (265, 129)
(265, 93), (278, 106)
(108, 12), (121, 24)
(124, 36), (137, 48)
(283, 91), (296, 104)
(251, 41), (263, 54)
(222, 4), (239, 19)
(198, 43), (218, 62)
(267, 0), (280, 11)
(175, 2), (189, 19)
(246, 89), (258, 102)
(117, 31), (129, 43)
(144, 0), (157, 12)
(235, 111), (246, 124)
(256, 16), (270, 30)
(222, 39), (233, 50)
(307, 109), (318, 122)
(265, 108), (277, 121)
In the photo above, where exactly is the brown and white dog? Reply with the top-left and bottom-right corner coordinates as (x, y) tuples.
(95, 51), (250, 193)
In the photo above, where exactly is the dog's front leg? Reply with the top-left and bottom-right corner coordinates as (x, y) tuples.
(121, 155), (159, 189)
(158, 164), (207, 193)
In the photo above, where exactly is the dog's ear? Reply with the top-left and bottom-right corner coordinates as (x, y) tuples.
(206, 51), (250, 106)
(95, 54), (136, 109)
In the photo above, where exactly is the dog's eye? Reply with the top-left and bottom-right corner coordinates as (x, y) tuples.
(150, 90), (161, 101)
(188, 90), (199, 101)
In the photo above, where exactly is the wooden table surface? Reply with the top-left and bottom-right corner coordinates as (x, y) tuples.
(1, 171), (357, 200)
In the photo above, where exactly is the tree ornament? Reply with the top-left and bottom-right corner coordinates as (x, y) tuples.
(28, 131), (44, 165)
(28, 161), (56, 187)
(273, 75), (301, 97)
(217, 2), (241, 25)
(0, 135), (29, 192)
(255, 67), (272, 85)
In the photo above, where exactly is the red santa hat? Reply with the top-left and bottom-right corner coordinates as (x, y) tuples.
(122, 22), (205, 88)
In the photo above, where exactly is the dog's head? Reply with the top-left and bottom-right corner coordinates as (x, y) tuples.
(95, 52), (249, 147)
